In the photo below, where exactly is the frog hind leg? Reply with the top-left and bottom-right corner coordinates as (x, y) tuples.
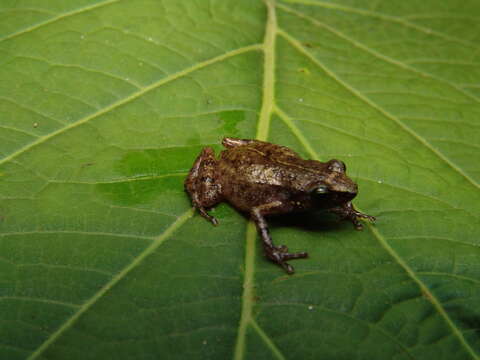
(185, 147), (222, 226)
(222, 137), (259, 148)
(251, 201), (308, 274)
(222, 137), (300, 158)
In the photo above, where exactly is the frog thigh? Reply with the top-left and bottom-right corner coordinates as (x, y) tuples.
(222, 137), (300, 158)
(222, 137), (258, 148)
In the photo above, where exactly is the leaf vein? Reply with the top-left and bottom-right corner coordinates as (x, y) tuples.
(17, 263), (113, 277)
(276, 3), (480, 105)
(0, 230), (154, 241)
(417, 272), (480, 285)
(0, 125), (38, 139)
(263, 301), (416, 359)
(279, 0), (480, 51)
(234, 1), (277, 359)
(0, 0), (121, 42)
(277, 29), (480, 190)
(276, 104), (479, 359)
(0, 96), (63, 125)
(26, 208), (193, 360)
(0, 296), (79, 309)
(250, 319), (286, 360)
(48, 172), (187, 185)
(0, 44), (262, 166)
(389, 236), (480, 250)
(368, 226), (479, 359)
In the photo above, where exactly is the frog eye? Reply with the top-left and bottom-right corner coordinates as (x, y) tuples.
(328, 160), (346, 173)
(314, 185), (329, 194)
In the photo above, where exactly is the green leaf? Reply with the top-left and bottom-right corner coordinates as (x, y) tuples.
(1, 0), (479, 359)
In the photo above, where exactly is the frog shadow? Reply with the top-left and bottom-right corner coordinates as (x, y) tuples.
(266, 210), (348, 233)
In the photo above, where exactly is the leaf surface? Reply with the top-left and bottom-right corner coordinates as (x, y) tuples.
(1, 0), (479, 359)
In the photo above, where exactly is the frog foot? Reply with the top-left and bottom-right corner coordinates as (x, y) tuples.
(198, 207), (219, 226)
(330, 202), (375, 230)
(264, 245), (308, 274)
(352, 212), (376, 230)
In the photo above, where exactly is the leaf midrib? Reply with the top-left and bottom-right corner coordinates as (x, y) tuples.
(234, 1), (280, 359)
(273, 55), (478, 360)
(233, 1), (479, 359)
(3, 0), (477, 358)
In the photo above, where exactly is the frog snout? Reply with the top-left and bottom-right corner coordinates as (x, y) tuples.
(346, 182), (358, 197)
(346, 190), (357, 201)
(341, 183), (358, 200)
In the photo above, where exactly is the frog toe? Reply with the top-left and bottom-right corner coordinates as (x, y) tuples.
(265, 246), (308, 274)
(352, 212), (375, 230)
(282, 262), (295, 275)
(353, 222), (364, 231)
(283, 251), (308, 260)
(198, 207), (219, 226)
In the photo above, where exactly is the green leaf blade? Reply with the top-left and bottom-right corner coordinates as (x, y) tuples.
(1, 0), (479, 359)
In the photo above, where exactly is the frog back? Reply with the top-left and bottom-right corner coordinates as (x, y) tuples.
(218, 144), (321, 192)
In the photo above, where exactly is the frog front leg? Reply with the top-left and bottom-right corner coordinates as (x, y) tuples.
(251, 201), (308, 274)
(185, 147), (222, 225)
(330, 201), (376, 230)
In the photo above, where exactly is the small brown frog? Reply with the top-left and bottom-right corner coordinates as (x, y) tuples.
(185, 138), (375, 274)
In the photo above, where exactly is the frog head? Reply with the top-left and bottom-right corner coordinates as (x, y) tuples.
(312, 159), (358, 206)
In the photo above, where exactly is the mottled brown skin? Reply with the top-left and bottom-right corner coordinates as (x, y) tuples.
(185, 137), (375, 274)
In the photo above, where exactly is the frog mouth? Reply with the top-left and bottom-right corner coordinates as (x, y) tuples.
(313, 190), (357, 206)
(332, 191), (357, 203)
(342, 191), (357, 201)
